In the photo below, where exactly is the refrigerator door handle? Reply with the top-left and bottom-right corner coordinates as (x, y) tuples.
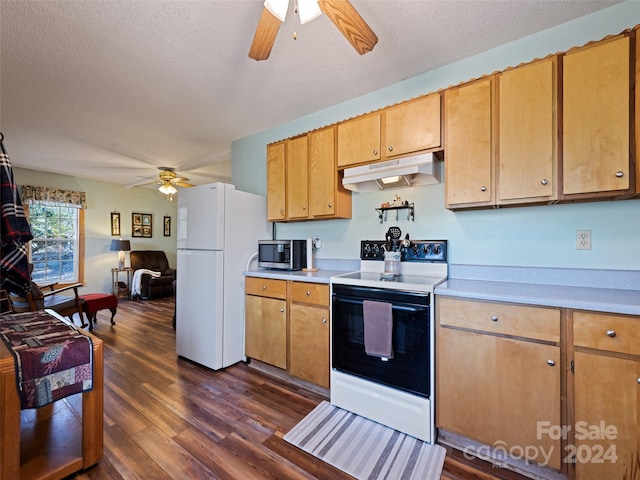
(245, 252), (259, 271)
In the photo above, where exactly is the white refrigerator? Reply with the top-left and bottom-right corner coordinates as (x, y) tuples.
(176, 182), (270, 370)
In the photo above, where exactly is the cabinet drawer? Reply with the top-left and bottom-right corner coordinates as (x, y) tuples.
(438, 297), (560, 342)
(290, 282), (329, 306)
(573, 311), (640, 355)
(245, 277), (287, 299)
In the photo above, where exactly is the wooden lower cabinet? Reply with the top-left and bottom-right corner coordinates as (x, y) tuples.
(436, 297), (563, 473)
(437, 327), (562, 470)
(289, 304), (329, 388)
(571, 311), (640, 480)
(244, 278), (330, 388)
(288, 282), (330, 388)
(437, 297), (640, 479)
(244, 278), (287, 369)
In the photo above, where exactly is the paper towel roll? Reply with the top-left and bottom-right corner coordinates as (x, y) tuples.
(306, 237), (313, 269)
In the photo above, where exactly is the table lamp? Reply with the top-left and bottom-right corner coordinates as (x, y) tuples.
(110, 239), (131, 271)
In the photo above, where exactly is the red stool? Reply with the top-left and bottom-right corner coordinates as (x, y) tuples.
(80, 293), (118, 331)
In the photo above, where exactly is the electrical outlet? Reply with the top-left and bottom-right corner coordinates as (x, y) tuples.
(576, 230), (592, 250)
(313, 236), (322, 249)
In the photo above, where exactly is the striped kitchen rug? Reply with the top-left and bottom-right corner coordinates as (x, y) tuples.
(284, 401), (446, 480)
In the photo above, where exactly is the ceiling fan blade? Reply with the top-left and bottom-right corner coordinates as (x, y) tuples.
(175, 182), (195, 188)
(125, 177), (158, 188)
(249, 7), (282, 61)
(318, 0), (378, 55)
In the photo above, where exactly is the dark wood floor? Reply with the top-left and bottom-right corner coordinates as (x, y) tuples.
(57, 296), (527, 480)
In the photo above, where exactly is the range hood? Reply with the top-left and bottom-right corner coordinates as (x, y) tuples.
(342, 152), (442, 192)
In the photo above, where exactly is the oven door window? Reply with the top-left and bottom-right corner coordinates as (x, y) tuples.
(332, 288), (431, 397)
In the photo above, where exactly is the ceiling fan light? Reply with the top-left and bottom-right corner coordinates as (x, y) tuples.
(264, 0), (289, 22)
(159, 183), (177, 195)
(298, 0), (321, 24)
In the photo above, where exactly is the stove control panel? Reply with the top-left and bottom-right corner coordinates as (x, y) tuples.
(361, 240), (447, 262)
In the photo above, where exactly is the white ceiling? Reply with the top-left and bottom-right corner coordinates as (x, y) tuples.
(0, 0), (622, 189)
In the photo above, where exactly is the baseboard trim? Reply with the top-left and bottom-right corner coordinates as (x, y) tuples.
(438, 429), (567, 480)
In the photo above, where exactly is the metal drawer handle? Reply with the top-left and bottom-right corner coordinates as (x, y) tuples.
(637, 378), (640, 384)
(606, 329), (616, 338)
(541, 179), (549, 185)
(491, 315), (498, 322)
(302, 205), (307, 210)
(262, 285), (267, 290)
(388, 146), (393, 152)
(615, 171), (624, 178)
(306, 291), (311, 296)
(373, 149), (378, 156)
(322, 318), (327, 324)
(547, 359), (555, 367)
(481, 186), (487, 192)
(280, 308), (284, 313)
(280, 208), (284, 213)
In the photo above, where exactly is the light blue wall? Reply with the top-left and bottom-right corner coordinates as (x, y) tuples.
(232, 2), (640, 270)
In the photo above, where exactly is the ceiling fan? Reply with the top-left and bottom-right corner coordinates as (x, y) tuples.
(249, 0), (378, 61)
(140, 167), (195, 200)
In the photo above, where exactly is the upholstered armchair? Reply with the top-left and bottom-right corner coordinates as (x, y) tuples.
(129, 250), (176, 299)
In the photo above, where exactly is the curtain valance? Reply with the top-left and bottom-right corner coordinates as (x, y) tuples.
(21, 185), (87, 209)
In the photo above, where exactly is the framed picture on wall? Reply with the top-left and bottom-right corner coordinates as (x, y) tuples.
(132, 212), (152, 238)
(164, 216), (171, 236)
(110, 212), (121, 236)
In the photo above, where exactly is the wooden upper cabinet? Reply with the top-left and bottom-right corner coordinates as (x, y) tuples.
(286, 135), (309, 220)
(337, 113), (381, 168)
(309, 127), (334, 217)
(309, 126), (351, 219)
(498, 57), (557, 204)
(444, 76), (495, 208)
(266, 142), (286, 221)
(337, 94), (442, 169)
(562, 34), (631, 196)
(636, 30), (640, 197)
(384, 94), (442, 157)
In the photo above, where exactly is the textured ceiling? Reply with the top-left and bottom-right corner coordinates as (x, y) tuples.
(0, 0), (622, 189)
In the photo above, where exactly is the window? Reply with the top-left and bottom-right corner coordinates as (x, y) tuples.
(21, 186), (86, 285)
(28, 204), (83, 283)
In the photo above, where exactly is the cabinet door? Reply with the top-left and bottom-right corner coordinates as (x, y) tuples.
(437, 327), (561, 469)
(563, 35), (630, 196)
(244, 295), (287, 369)
(574, 352), (639, 480)
(384, 94), (441, 157)
(444, 77), (494, 208)
(498, 57), (556, 203)
(636, 35), (640, 195)
(286, 135), (309, 220)
(309, 126), (337, 217)
(337, 113), (381, 167)
(289, 304), (329, 388)
(266, 142), (286, 221)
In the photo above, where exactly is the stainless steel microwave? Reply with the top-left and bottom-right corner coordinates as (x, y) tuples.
(258, 240), (307, 270)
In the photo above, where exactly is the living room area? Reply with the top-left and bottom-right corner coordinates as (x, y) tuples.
(11, 165), (180, 299)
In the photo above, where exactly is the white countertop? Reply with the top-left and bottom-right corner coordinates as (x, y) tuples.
(435, 278), (640, 315)
(436, 264), (640, 315)
(244, 268), (355, 284)
(244, 261), (640, 315)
